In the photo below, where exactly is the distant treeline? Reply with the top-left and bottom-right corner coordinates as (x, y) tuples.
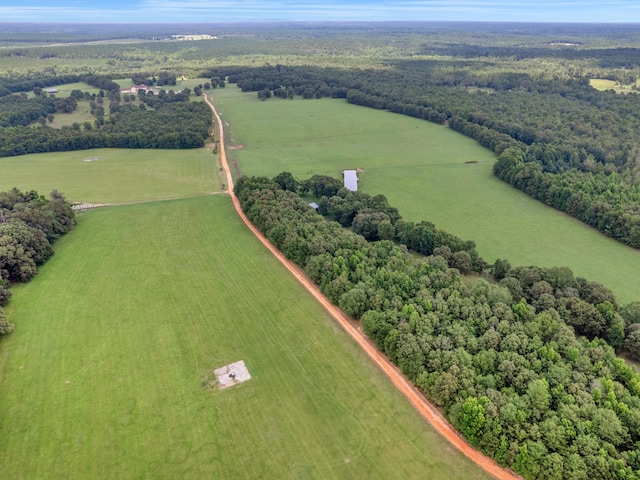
(236, 173), (640, 480)
(0, 188), (75, 335)
(204, 64), (640, 249)
(419, 45), (640, 68)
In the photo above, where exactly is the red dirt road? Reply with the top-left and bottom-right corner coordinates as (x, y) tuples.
(203, 94), (522, 480)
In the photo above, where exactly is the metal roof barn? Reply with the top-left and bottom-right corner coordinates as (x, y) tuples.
(343, 170), (358, 191)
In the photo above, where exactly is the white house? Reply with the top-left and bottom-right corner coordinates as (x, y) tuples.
(120, 84), (159, 95)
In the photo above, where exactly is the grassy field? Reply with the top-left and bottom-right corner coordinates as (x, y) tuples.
(212, 87), (640, 304)
(0, 195), (490, 480)
(45, 99), (96, 128)
(0, 148), (223, 204)
(590, 78), (640, 94)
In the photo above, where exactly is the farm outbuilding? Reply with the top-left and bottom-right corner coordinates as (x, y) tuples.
(343, 170), (358, 191)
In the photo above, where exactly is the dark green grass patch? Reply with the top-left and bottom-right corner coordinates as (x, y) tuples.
(212, 88), (640, 304)
(0, 195), (489, 480)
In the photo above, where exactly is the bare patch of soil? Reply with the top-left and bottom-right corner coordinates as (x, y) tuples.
(202, 360), (251, 391)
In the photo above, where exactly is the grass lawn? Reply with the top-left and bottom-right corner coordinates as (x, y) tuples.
(44, 99), (96, 128)
(0, 147), (223, 204)
(589, 78), (639, 94)
(0, 195), (490, 480)
(212, 87), (640, 304)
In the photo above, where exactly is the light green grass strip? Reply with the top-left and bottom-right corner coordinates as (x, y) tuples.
(212, 87), (640, 304)
(0, 147), (222, 204)
(0, 195), (490, 480)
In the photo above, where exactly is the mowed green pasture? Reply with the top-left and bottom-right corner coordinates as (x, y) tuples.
(590, 78), (639, 94)
(0, 148), (222, 204)
(212, 87), (640, 304)
(45, 99), (96, 128)
(0, 195), (489, 480)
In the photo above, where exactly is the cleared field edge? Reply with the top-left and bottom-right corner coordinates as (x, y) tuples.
(205, 92), (522, 480)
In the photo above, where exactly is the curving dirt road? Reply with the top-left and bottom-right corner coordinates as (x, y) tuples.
(203, 93), (522, 480)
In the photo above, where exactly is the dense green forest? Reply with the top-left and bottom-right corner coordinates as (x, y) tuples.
(0, 188), (75, 335)
(237, 174), (640, 480)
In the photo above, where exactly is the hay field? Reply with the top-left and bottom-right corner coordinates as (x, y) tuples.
(0, 148), (222, 204)
(0, 195), (490, 480)
(589, 78), (639, 94)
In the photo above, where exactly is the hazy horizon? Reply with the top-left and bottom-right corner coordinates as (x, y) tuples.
(0, 1), (639, 24)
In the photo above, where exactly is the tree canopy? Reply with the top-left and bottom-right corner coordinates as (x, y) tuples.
(236, 173), (640, 480)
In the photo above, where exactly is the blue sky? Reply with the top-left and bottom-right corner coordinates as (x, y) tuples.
(0, 1), (639, 23)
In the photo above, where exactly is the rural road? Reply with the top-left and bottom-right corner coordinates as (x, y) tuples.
(202, 93), (522, 480)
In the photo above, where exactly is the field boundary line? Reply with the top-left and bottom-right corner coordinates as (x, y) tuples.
(203, 93), (522, 480)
